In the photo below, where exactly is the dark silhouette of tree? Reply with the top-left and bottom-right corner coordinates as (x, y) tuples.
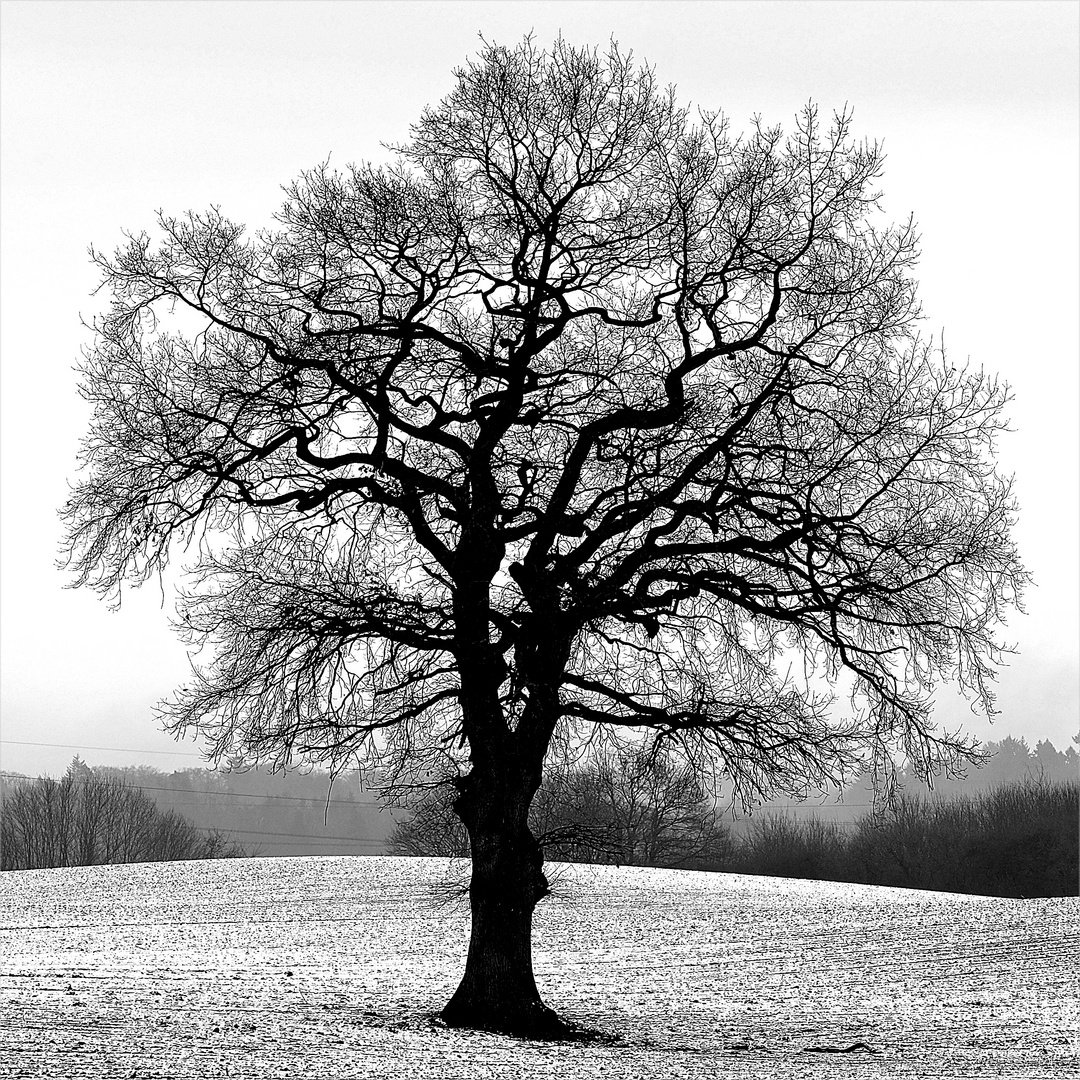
(0, 759), (244, 870)
(60, 38), (1025, 1036)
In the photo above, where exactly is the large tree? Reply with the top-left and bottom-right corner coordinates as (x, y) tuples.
(62, 38), (1024, 1037)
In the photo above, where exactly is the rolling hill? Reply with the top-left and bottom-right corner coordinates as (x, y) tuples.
(0, 857), (1075, 1078)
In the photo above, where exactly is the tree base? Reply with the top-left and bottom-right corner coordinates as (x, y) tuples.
(438, 998), (609, 1042)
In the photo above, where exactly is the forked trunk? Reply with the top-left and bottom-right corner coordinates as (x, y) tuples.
(440, 768), (572, 1038)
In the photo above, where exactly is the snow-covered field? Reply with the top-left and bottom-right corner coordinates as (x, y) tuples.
(0, 856), (1075, 1078)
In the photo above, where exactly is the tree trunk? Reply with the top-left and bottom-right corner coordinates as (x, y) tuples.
(440, 767), (572, 1038)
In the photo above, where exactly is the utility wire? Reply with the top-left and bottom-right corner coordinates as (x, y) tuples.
(1, 740), (915, 810)
(0, 772), (391, 846)
(1, 738), (208, 758)
(0, 769), (882, 810)
(221, 827), (383, 844)
(0, 770), (389, 806)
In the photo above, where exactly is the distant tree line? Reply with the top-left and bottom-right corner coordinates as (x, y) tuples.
(741, 735), (1080, 826)
(1, 758), (245, 870)
(108, 762), (394, 856)
(6, 736), (1073, 890)
(393, 742), (1078, 897)
(727, 776), (1078, 898)
(898, 735), (1077, 793)
(43, 761), (394, 858)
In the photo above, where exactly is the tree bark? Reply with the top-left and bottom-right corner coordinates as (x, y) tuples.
(440, 765), (572, 1038)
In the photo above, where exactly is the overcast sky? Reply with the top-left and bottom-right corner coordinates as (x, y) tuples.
(1, 0), (1077, 779)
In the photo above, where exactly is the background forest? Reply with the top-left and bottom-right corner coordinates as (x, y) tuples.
(3, 735), (1076, 897)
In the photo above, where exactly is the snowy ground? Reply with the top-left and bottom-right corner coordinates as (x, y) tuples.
(0, 856), (1075, 1078)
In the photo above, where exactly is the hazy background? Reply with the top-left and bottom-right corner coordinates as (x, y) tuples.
(2, 0), (1077, 781)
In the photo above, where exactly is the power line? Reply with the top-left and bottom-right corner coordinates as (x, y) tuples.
(1, 739), (207, 759)
(237, 840), (379, 849)
(0, 770), (876, 812)
(0, 770), (387, 806)
(0, 768), (886, 810)
(221, 826), (383, 844)
(0, 772), (391, 846)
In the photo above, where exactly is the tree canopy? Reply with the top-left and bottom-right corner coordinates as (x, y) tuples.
(61, 37), (1025, 1036)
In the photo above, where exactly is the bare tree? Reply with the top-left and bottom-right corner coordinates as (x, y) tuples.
(0, 760), (244, 869)
(388, 780), (470, 857)
(590, 748), (730, 868)
(529, 762), (623, 864)
(60, 38), (1024, 1036)
(390, 746), (725, 866)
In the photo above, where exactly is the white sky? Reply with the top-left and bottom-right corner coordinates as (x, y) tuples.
(1, 1), (1077, 778)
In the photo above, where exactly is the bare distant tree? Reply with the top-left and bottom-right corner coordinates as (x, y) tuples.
(388, 781), (470, 857)
(61, 38), (1024, 1036)
(529, 763), (624, 864)
(391, 747), (728, 867)
(0, 759), (244, 869)
(589, 748), (731, 868)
